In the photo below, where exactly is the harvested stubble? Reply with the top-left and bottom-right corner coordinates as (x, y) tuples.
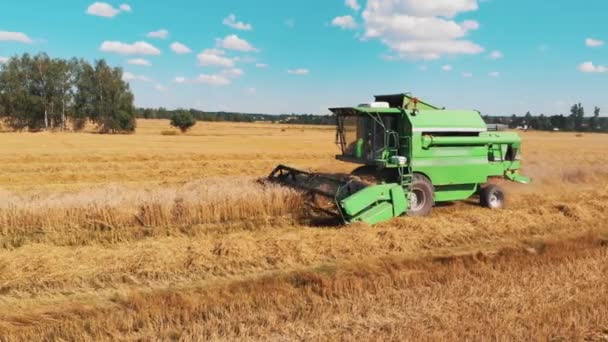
(2, 235), (607, 341)
(0, 120), (345, 192)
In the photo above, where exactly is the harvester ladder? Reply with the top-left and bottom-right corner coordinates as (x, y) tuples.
(399, 136), (414, 193)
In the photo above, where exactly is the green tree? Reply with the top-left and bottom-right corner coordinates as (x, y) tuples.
(537, 114), (552, 130)
(73, 59), (96, 130)
(1, 53), (135, 133)
(31, 53), (51, 129)
(53, 58), (79, 130)
(508, 114), (517, 128)
(524, 111), (533, 129)
(570, 103), (584, 131)
(170, 110), (197, 132)
(0, 54), (42, 130)
(158, 107), (168, 118)
(590, 106), (600, 131)
(75, 60), (136, 133)
(600, 117), (608, 132)
(550, 115), (566, 130)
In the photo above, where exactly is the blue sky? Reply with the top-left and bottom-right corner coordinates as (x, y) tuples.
(0, 0), (607, 115)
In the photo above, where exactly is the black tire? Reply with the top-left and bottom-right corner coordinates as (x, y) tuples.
(408, 174), (434, 217)
(480, 184), (505, 209)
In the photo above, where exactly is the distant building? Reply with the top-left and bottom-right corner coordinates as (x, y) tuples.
(487, 124), (508, 131)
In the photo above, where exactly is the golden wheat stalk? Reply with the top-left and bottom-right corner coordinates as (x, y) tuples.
(0, 178), (303, 235)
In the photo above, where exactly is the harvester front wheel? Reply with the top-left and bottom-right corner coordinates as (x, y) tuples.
(408, 174), (434, 217)
(480, 184), (505, 209)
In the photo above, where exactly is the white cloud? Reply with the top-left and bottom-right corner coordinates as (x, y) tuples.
(376, 0), (478, 18)
(345, 0), (361, 11)
(197, 49), (235, 67)
(332, 15), (357, 30)
(462, 72), (473, 77)
(441, 64), (452, 71)
(234, 55), (256, 63)
(246, 87), (256, 94)
(489, 50), (503, 59)
(223, 14), (253, 31)
(86, 2), (119, 17)
(86, 2), (131, 18)
(585, 38), (604, 48)
(196, 74), (231, 86)
(288, 68), (310, 75)
(222, 68), (244, 77)
(578, 61), (608, 73)
(147, 29), (169, 39)
(255, 63), (268, 68)
(0, 31), (33, 43)
(217, 34), (258, 52)
(172, 73), (237, 85)
(170, 42), (192, 54)
(489, 71), (500, 77)
(461, 20), (479, 30)
(122, 72), (151, 82)
(127, 58), (151, 66)
(100, 41), (161, 55)
(361, 0), (483, 60)
(386, 40), (483, 60)
(154, 84), (168, 92)
(0, 56), (8, 64)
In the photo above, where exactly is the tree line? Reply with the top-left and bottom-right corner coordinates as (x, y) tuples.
(141, 105), (607, 132)
(136, 107), (335, 125)
(484, 104), (607, 132)
(0, 53), (136, 133)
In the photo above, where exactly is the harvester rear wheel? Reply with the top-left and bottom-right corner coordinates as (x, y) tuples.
(480, 184), (505, 209)
(408, 174), (434, 217)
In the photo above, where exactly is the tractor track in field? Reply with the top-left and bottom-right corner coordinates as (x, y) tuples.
(1, 234), (607, 341)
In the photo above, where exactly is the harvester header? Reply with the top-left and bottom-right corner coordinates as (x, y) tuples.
(268, 92), (529, 225)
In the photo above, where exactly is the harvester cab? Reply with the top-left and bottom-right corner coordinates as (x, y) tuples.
(268, 93), (529, 225)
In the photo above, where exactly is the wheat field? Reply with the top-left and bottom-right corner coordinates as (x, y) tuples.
(1, 119), (608, 341)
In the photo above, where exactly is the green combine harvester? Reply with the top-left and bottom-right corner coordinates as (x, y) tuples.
(268, 93), (529, 225)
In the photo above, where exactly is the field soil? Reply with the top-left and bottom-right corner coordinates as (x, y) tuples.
(1, 120), (607, 341)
